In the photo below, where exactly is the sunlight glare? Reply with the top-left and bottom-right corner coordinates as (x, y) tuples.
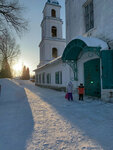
(13, 61), (23, 72)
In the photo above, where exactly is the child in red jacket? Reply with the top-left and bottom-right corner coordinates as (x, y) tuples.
(78, 83), (84, 101)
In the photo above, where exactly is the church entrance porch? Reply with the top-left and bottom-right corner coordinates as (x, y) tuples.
(84, 58), (101, 98)
(62, 36), (113, 100)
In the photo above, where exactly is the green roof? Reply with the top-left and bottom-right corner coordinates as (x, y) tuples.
(62, 39), (101, 62)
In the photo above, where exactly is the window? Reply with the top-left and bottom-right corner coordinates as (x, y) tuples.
(84, 0), (94, 32)
(39, 74), (41, 84)
(42, 72), (45, 84)
(51, 26), (57, 37)
(52, 48), (58, 58)
(55, 71), (62, 84)
(47, 73), (51, 84)
(36, 74), (39, 83)
(51, 9), (56, 17)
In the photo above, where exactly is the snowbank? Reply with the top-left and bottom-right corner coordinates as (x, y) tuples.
(0, 79), (26, 102)
(0, 79), (34, 150)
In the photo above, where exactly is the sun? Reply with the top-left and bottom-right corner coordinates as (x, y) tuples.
(13, 60), (31, 77)
(13, 61), (23, 72)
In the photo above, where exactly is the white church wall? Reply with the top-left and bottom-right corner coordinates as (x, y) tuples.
(65, 0), (113, 101)
(66, 0), (113, 46)
(41, 20), (49, 39)
(50, 20), (63, 38)
(101, 89), (113, 102)
(65, 0), (85, 44)
(44, 40), (65, 60)
(43, 3), (61, 19)
(39, 0), (66, 66)
(41, 19), (63, 39)
(39, 42), (46, 66)
(35, 60), (71, 89)
(45, 19), (63, 38)
(39, 39), (65, 65)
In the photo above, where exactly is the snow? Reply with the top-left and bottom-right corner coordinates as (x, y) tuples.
(35, 56), (61, 71)
(0, 79), (113, 150)
(75, 36), (108, 50)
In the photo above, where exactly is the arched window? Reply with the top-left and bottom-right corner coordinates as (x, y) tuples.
(51, 26), (57, 37)
(51, 9), (56, 17)
(52, 48), (58, 58)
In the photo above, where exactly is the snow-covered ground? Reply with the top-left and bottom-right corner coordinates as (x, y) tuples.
(0, 79), (113, 150)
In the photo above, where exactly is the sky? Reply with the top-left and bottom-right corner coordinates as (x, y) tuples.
(15, 0), (65, 75)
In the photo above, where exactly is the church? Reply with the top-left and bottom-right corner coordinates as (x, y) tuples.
(34, 0), (72, 91)
(35, 0), (113, 102)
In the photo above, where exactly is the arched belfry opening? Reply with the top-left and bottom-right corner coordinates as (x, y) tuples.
(52, 48), (58, 58)
(51, 26), (57, 37)
(51, 9), (56, 17)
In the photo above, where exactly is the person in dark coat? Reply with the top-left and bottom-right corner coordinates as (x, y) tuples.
(66, 81), (73, 101)
(78, 83), (84, 100)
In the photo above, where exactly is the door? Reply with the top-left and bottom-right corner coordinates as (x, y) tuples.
(101, 50), (113, 89)
(84, 58), (101, 97)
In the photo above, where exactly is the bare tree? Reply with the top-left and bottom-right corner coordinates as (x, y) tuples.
(0, 30), (20, 61)
(0, 30), (20, 77)
(0, 0), (28, 35)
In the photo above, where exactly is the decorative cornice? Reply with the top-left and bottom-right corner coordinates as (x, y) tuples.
(41, 16), (63, 27)
(39, 37), (66, 47)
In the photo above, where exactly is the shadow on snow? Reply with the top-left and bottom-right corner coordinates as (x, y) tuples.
(0, 79), (34, 150)
(19, 80), (113, 150)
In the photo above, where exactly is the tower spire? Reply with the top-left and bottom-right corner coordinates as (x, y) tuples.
(38, 0), (65, 66)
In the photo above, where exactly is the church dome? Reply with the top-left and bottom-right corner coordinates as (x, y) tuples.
(47, 0), (59, 5)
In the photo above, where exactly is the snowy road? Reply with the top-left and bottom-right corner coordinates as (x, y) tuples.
(0, 79), (113, 150)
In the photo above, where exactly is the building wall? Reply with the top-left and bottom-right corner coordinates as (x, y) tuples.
(101, 89), (113, 102)
(77, 51), (113, 101)
(42, 3), (63, 39)
(43, 3), (61, 19)
(65, 0), (113, 100)
(39, 2), (66, 66)
(44, 40), (65, 60)
(35, 60), (72, 89)
(41, 17), (63, 39)
(35, 1), (72, 92)
(39, 39), (65, 65)
(65, 0), (113, 48)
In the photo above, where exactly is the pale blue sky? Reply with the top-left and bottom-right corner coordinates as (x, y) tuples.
(16, 0), (65, 75)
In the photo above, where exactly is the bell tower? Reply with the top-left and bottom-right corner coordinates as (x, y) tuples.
(39, 0), (65, 66)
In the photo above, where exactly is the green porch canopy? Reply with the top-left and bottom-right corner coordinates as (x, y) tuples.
(61, 36), (108, 80)
(62, 38), (101, 62)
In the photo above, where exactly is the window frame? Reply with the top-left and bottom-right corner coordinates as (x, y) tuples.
(39, 74), (41, 84)
(51, 9), (56, 17)
(55, 71), (62, 84)
(42, 72), (45, 84)
(51, 26), (57, 37)
(47, 73), (51, 84)
(36, 74), (39, 83)
(52, 48), (58, 58)
(84, 0), (94, 32)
